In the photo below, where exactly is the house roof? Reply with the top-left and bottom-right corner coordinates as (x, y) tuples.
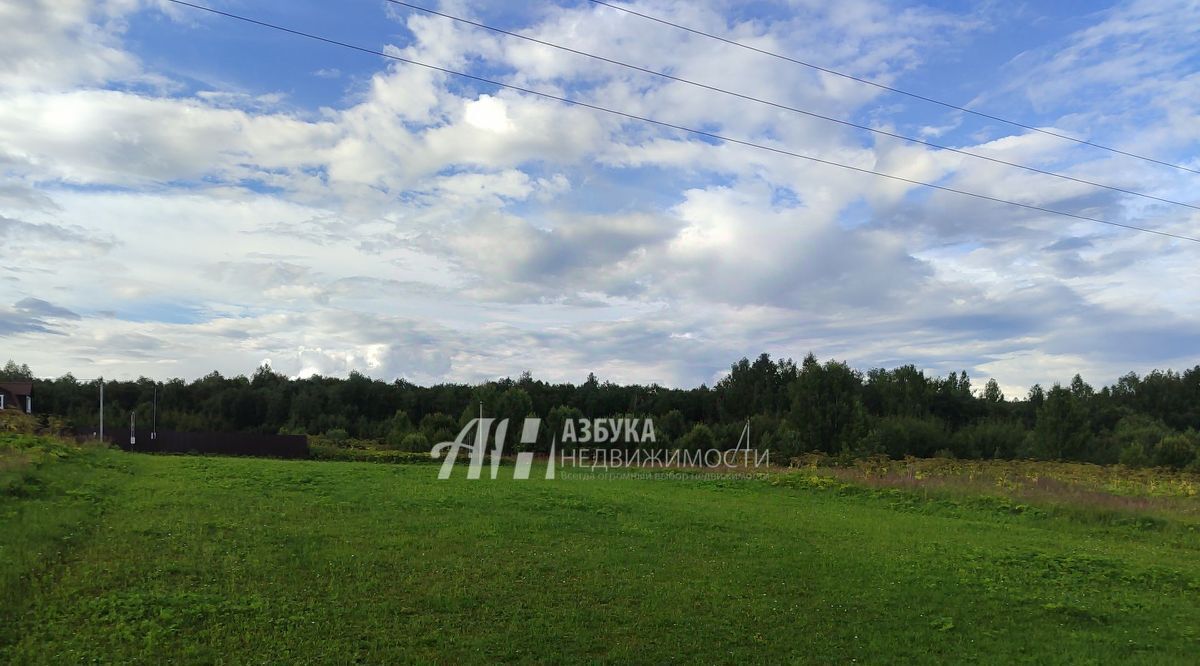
(0, 381), (33, 396)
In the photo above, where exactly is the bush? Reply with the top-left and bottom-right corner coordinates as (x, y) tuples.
(1119, 442), (1151, 468)
(0, 411), (38, 434)
(324, 428), (350, 443)
(1153, 433), (1198, 469)
(1108, 417), (1195, 469)
(952, 420), (1027, 459)
(860, 416), (948, 459)
(381, 411), (415, 448)
(762, 427), (805, 462)
(419, 413), (457, 446)
(1111, 415), (1169, 452)
(398, 432), (430, 452)
(655, 409), (686, 446)
(676, 424), (715, 452)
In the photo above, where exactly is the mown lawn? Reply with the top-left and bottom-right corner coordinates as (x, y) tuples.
(2, 445), (1199, 664)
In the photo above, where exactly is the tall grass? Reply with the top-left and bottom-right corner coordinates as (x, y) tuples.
(785, 454), (1200, 526)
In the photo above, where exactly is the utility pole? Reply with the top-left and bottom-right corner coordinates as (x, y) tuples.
(99, 379), (104, 442)
(152, 385), (158, 440)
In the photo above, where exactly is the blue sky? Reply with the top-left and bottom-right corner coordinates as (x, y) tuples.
(1, 0), (1198, 393)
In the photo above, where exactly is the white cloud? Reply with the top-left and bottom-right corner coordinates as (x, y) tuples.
(0, 0), (142, 92)
(463, 94), (515, 133)
(0, 0), (1196, 392)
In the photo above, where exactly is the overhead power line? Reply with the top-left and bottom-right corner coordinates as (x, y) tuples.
(587, 0), (1200, 177)
(385, 0), (1199, 213)
(162, 0), (1200, 244)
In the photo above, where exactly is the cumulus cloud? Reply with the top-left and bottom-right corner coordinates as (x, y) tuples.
(0, 0), (144, 92)
(0, 0), (1196, 392)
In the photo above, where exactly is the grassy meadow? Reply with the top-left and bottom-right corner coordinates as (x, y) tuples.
(3, 434), (1200, 663)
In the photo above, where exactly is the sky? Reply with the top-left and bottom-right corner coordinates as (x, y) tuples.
(1, 0), (1198, 394)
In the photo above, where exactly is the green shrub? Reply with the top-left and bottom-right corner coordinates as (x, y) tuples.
(861, 416), (948, 459)
(952, 419), (1027, 459)
(762, 427), (805, 461)
(1152, 433), (1198, 469)
(1111, 415), (1170, 452)
(1119, 442), (1151, 468)
(0, 411), (38, 435)
(676, 424), (716, 452)
(419, 413), (457, 445)
(324, 428), (350, 443)
(1, 433), (103, 497)
(398, 432), (430, 452)
(381, 411), (415, 448)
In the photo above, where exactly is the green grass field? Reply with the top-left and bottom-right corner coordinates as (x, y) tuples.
(3, 440), (1200, 664)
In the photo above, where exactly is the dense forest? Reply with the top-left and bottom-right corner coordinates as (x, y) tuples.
(4, 355), (1199, 469)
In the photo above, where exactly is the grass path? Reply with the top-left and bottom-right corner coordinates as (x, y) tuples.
(3, 451), (1199, 663)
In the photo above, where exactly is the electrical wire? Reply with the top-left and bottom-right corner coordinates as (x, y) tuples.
(586, 0), (1200, 176)
(161, 0), (1200, 244)
(382, 0), (1199, 212)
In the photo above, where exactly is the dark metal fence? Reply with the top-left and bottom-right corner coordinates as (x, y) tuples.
(100, 429), (309, 459)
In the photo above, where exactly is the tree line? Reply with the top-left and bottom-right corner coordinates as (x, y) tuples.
(4, 355), (1199, 469)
